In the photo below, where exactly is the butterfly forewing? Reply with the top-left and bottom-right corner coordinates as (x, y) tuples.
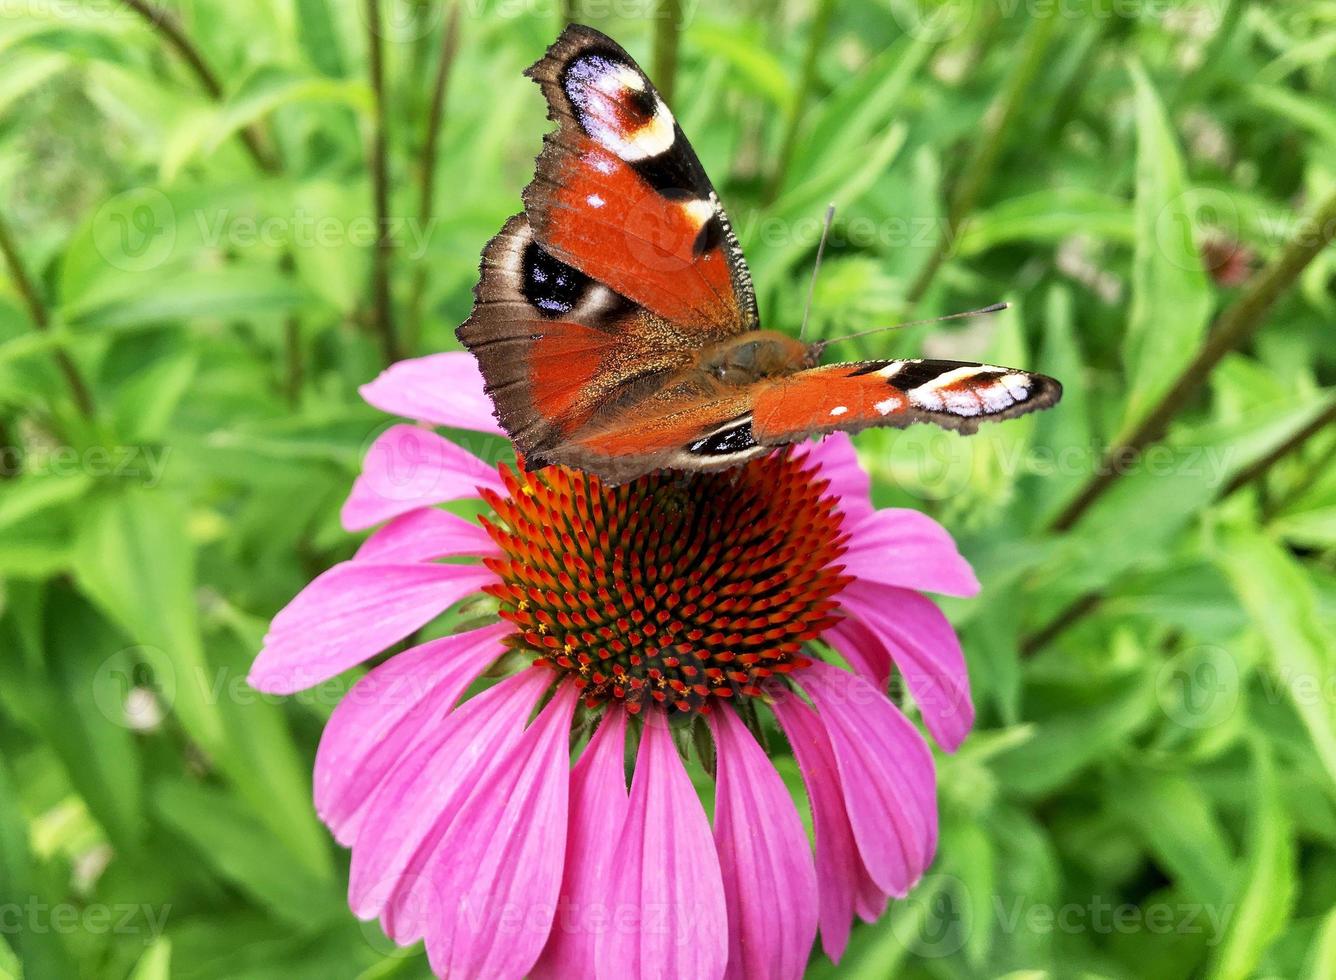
(522, 24), (758, 331)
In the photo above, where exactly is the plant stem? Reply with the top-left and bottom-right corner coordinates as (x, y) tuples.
(763, 0), (835, 204)
(406, 2), (461, 352)
(906, 7), (1057, 304)
(1264, 430), (1336, 521)
(117, 0), (278, 172)
(651, 0), (682, 106)
(0, 212), (96, 420)
(1022, 395), (1336, 656)
(365, 0), (402, 365)
(116, 0), (301, 398)
(1221, 398), (1336, 500)
(1050, 186), (1336, 533)
(0, 419), (19, 479)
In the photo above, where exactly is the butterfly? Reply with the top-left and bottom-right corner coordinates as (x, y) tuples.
(458, 24), (1062, 485)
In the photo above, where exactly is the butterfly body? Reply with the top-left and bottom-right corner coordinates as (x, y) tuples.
(458, 25), (1062, 485)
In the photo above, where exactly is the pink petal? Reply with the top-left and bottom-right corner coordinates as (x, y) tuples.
(532, 708), (630, 980)
(798, 662), (937, 898)
(359, 351), (505, 435)
(598, 714), (727, 980)
(348, 669), (551, 923)
(249, 562), (495, 695)
(710, 707), (818, 980)
(772, 694), (877, 963)
(354, 507), (500, 564)
(314, 623), (510, 845)
(839, 508), (979, 597)
(800, 433), (872, 520)
(341, 424), (506, 532)
(419, 683), (578, 979)
(840, 580), (975, 752)
(823, 616), (893, 689)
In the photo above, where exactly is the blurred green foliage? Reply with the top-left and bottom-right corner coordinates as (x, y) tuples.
(1, 0), (1335, 978)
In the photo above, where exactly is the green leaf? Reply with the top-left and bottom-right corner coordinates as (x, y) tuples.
(957, 188), (1134, 256)
(126, 938), (172, 980)
(0, 471), (92, 535)
(0, 758), (77, 978)
(73, 488), (226, 751)
(0, 50), (62, 116)
(1107, 766), (1234, 903)
(689, 24), (793, 112)
(111, 348), (199, 443)
(791, 32), (935, 184)
(63, 267), (311, 333)
(1120, 59), (1212, 438)
(752, 122), (907, 286)
(1217, 529), (1336, 790)
(153, 779), (342, 926)
(0, 935), (20, 980)
(1303, 906), (1336, 980)
(991, 666), (1156, 798)
(161, 67), (371, 181)
(1208, 738), (1296, 980)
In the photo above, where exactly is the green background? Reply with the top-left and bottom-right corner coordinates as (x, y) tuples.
(2, 0), (1335, 977)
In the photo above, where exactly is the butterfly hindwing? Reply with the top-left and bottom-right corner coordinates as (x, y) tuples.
(544, 358), (1061, 484)
(457, 214), (705, 464)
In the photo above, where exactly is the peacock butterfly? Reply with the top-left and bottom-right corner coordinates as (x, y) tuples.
(457, 24), (1062, 485)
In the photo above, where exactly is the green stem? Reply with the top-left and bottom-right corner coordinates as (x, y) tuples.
(906, 7), (1058, 304)
(763, 0), (836, 204)
(407, 2), (461, 353)
(1049, 186), (1336, 533)
(0, 212), (96, 419)
(651, 0), (683, 106)
(1264, 429), (1336, 521)
(1221, 397), (1336, 500)
(115, 0), (303, 398)
(365, 0), (402, 365)
(1022, 395), (1336, 656)
(117, 0), (278, 172)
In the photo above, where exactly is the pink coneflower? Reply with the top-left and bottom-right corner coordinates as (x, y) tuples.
(249, 352), (979, 979)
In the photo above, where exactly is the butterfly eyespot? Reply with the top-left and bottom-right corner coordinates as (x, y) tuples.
(687, 417), (757, 457)
(521, 240), (589, 317)
(562, 52), (676, 162)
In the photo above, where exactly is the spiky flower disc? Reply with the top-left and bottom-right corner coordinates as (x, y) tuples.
(479, 451), (851, 715)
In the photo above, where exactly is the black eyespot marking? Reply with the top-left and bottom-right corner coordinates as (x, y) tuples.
(687, 418), (757, 457)
(692, 211), (724, 258)
(521, 241), (588, 317)
(624, 81), (657, 123)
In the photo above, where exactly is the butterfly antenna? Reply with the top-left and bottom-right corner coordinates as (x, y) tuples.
(812, 302), (1008, 356)
(798, 203), (836, 342)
